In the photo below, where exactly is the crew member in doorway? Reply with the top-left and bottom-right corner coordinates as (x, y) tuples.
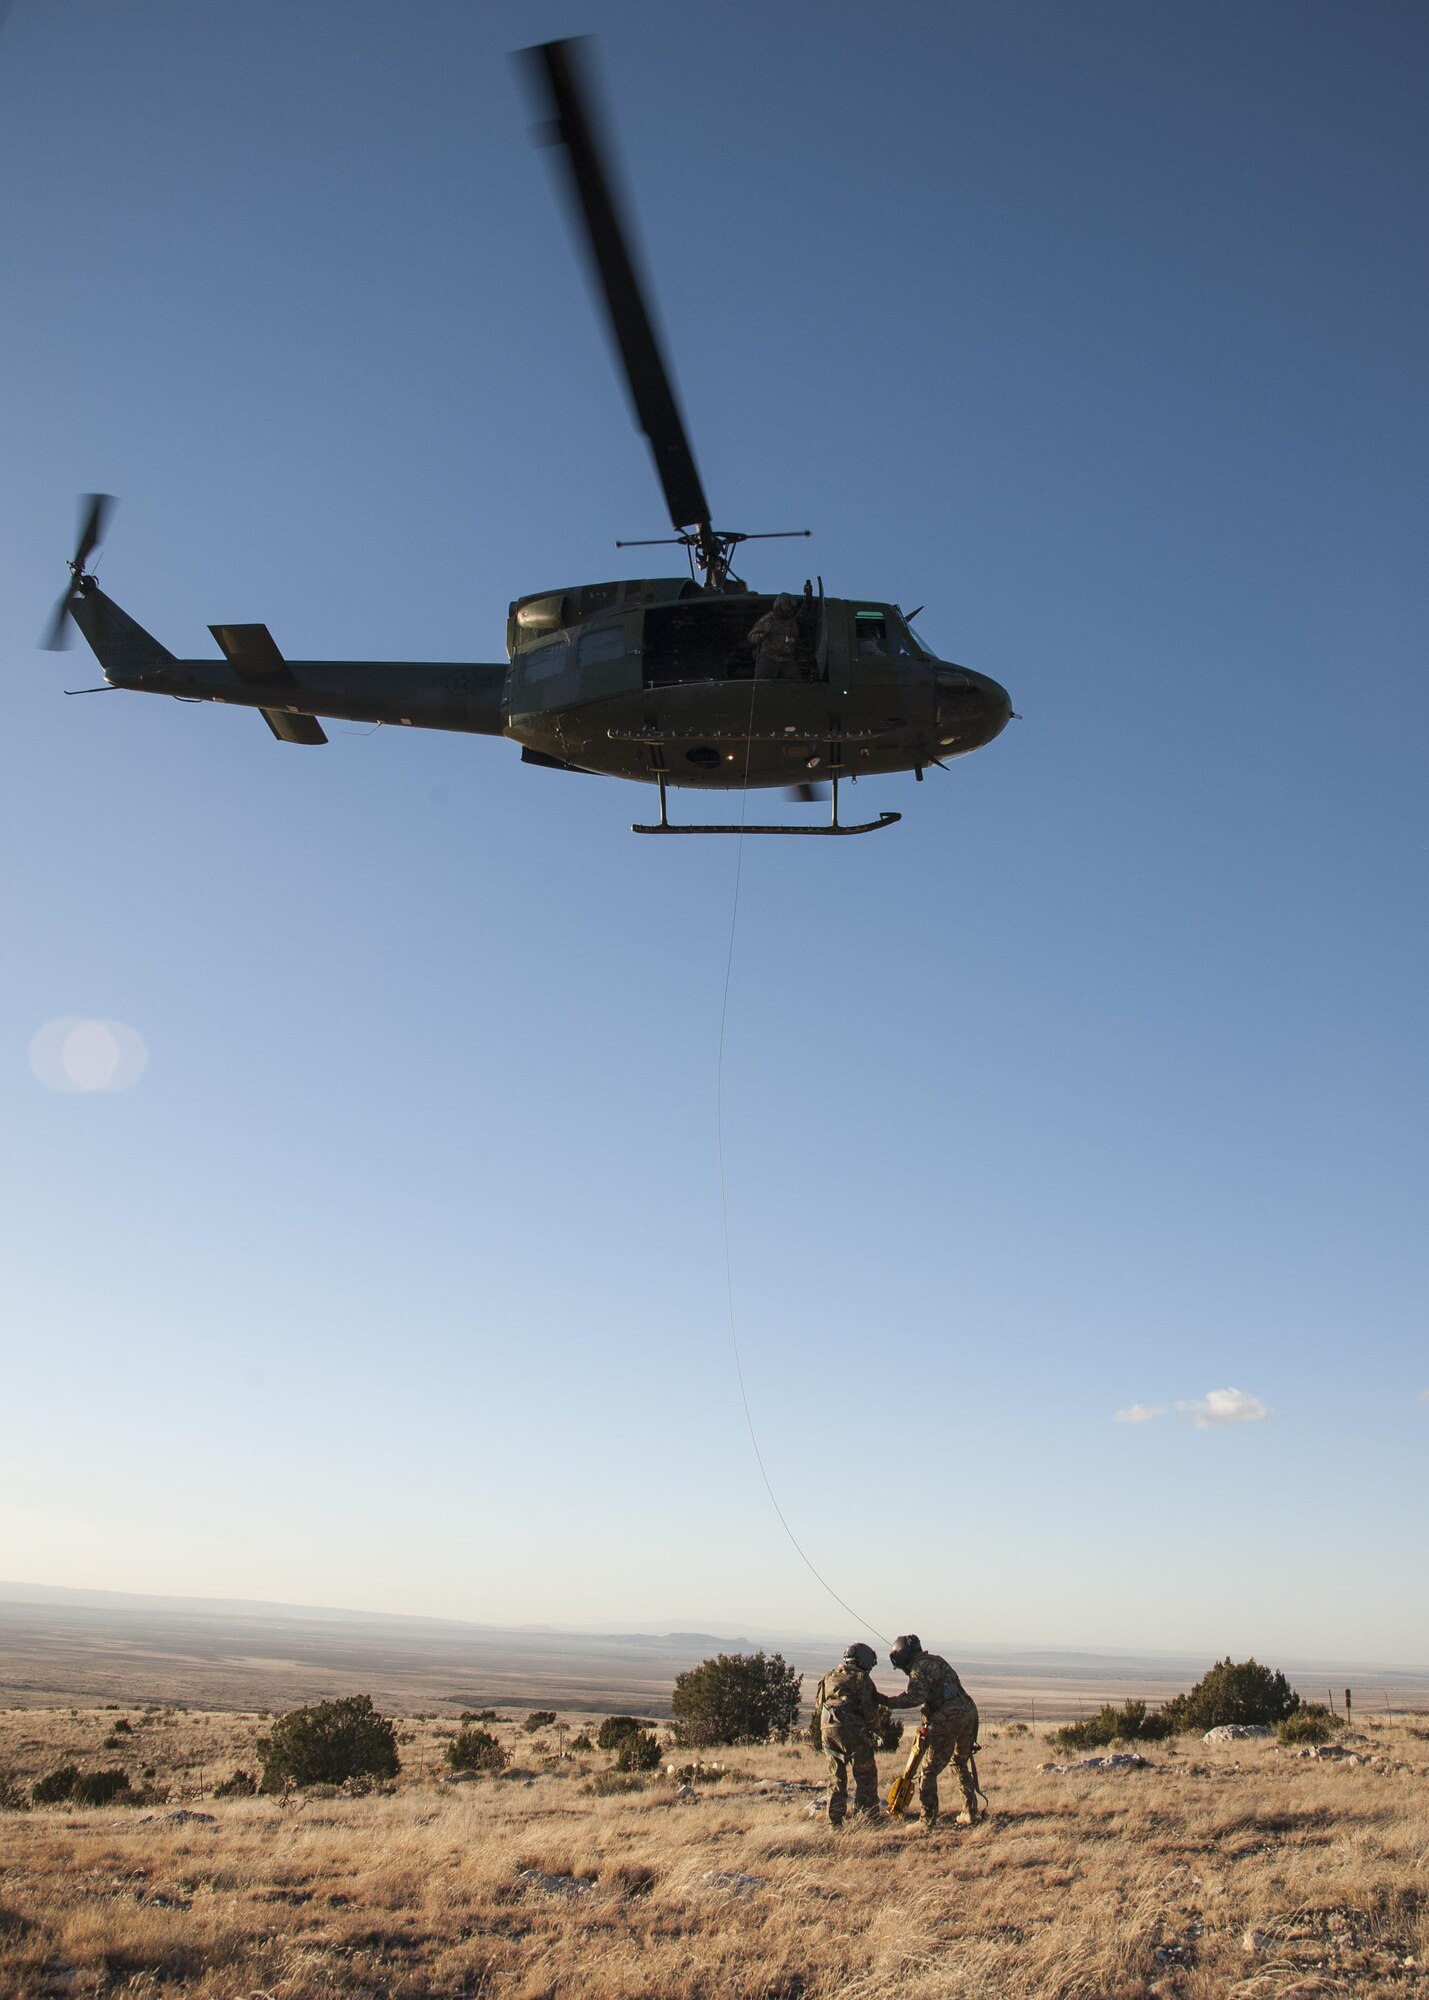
(748, 592), (815, 679)
(882, 1634), (983, 1827)
(813, 1642), (885, 1825)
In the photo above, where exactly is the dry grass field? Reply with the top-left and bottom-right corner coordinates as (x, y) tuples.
(2, 1703), (1427, 1999)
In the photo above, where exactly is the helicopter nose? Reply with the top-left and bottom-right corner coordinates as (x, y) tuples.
(961, 670), (1013, 745)
(985, 675), (1013, 733)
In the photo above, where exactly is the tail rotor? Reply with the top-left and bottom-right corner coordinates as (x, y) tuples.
(42, 493), (114, 650)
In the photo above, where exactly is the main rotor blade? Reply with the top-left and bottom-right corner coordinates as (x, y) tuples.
(521, 39), (711, 535)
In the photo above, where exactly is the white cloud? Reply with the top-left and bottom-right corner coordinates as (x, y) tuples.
(1114, 1403), (1166, 1424)
(1176, 1386), (1268, 1429)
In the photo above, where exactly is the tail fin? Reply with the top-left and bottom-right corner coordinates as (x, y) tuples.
(68, 582), (174, 685)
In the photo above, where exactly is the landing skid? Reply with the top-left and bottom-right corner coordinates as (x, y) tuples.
(633, 773), (901, 837)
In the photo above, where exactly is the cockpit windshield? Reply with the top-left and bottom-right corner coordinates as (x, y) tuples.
(900, 616), (934, 659)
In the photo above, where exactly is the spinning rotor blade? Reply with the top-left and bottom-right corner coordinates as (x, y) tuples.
(42, 492), (114, 650)
(41, 594), (74, 652)
(521, 39), (712, 537)
(786, 782), (830, 805)
(73, 492), (113, 574)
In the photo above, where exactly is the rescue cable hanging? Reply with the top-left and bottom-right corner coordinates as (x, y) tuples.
(714, 692), (889, 1645)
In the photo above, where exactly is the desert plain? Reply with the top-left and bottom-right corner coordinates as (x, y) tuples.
(3, 1693), (1428, 2000)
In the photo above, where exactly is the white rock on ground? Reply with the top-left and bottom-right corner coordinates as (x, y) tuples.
(700, 1871), (766, 1898)
(1203, 1725), (1275, 1742)
(1040, 1753), (1150, 1773)
(517, 1869), (596, 1901)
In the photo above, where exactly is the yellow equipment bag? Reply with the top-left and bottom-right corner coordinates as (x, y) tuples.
(887, 1725), (929, 1817)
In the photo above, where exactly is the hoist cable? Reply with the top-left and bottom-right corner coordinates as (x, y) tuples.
(714, 672), (889, 1646)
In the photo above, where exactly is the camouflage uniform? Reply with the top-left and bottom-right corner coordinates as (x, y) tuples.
(748, 594), (814, 680)
(815, 1652), (883, 1824)
(884, 1646), (980, 1824)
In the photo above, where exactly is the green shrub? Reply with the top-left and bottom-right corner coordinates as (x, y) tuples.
(1160, 1659), (1300, 1734)
(32, 1765), (80, 1805)
(596, 1716), (646, 1750)
(523, 1710), (557, 1734)
(671, 1652), (803, 1747)
(876, 1706), (904, 1752)
(1052, 1700), (1173, 1755)
(256, 1695), (400, 1793)
(71, 1770), (132, 1807)
(213, 1769), (258, 1798)
(1278, 1704), (1336, 1745)
(460, 1709), (499, 1723)
(569, 1732), (593, 1752)
(111, 1719), (132, 1735)
(446, 1728), (507, 1775)
(613, 1730), (662, 1772)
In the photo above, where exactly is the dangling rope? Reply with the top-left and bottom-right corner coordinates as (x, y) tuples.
(714, 672), (889, 1645)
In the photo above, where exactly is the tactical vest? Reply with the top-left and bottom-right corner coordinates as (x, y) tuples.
(818, 1663), (862, 1723)
(917, 1654), (964, 1712)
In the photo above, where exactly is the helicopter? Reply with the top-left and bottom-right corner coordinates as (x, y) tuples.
(45, 39), (1012, 837)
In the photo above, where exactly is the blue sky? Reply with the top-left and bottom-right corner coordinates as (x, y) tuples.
(1, 1), (1425, 1665)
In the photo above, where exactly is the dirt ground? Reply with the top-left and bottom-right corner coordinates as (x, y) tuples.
(2, 1704), (1427, 1998)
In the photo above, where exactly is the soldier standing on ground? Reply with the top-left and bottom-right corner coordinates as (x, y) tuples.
(814, 1642), (885, 1825)
(882, 1633), (983, 1828)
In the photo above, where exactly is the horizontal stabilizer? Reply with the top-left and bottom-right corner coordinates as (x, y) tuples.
(259, 707), (327, 746)
(521, 745), (591, 773)
(210, 622), (294, 686)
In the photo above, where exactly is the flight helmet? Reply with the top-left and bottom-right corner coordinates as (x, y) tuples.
(844, 1642), (877, 1673)
(888, 1634), (921, 1672)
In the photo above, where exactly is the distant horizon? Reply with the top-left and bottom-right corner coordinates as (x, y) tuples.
(4, 1577), (1425, 1678)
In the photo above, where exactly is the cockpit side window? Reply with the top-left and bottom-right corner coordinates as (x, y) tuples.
(854, 609), (889, 656)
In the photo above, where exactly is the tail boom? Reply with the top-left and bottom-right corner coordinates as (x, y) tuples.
(66, 585), (508, 738)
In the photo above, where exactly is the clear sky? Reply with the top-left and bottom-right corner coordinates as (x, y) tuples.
(1, 1), (1425, 1665)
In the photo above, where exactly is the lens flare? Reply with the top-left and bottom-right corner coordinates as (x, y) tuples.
(28, 1017), (148, 1093)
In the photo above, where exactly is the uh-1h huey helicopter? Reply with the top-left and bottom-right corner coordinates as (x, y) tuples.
(46, 40), (1012, 837)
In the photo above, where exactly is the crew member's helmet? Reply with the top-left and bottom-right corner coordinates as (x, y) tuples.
(888, 1634), (921, 1672)
(844, 1642), (877, 1673)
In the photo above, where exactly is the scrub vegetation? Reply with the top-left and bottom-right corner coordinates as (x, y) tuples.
(670, 1651), (803, 1747)
(1, 1701), (1426, 1997)
(1052, 1659), (1313, 1755)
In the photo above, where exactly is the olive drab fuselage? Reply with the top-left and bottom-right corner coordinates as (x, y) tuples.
(505, 577), (1013, 791)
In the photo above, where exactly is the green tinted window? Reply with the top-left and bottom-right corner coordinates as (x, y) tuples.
(855, 610), (888, 656)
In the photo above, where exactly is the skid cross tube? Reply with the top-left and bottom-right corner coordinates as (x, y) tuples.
(634, 769), (899, 836)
